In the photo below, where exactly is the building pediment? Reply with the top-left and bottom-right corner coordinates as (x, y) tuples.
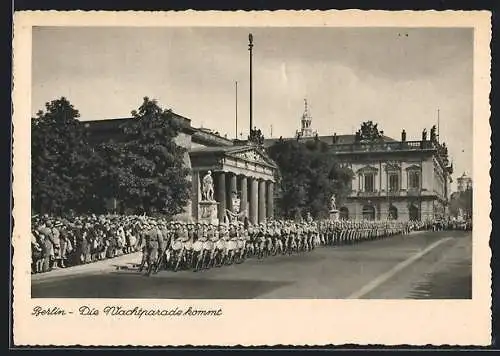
(227, 147), (278, 169)
(189, 144), (278, 173)
(385, 162), (401, 172)
(405, 164), (421, 171)
(356, 165), (379, 174)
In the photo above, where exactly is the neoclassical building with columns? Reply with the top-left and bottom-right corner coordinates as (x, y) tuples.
(83, 112), (277, 224)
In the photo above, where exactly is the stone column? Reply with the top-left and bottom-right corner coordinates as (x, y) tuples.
(240, 175), (248, 217)
(258, 179), (266, 223)
(217, 172), (226, 222)
(266, 181), (274, 219)
(249, 177), (258, 225)
(228, 173), (237, 212)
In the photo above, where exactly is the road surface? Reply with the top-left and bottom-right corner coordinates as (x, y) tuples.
(31, 230), (472, 299)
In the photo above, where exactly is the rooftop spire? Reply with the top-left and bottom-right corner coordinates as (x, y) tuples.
(296, 98), (317, 138)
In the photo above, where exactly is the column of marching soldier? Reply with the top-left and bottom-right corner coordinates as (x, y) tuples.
(137, 218), (414, 276)
(31, 214), (471, 276)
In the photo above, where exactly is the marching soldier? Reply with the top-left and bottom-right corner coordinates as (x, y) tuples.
(192, 222), (205, 272)
(144, 220), (165, 276)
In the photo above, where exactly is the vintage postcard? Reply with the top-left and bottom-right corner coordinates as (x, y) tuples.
(12, 10), (491, 346)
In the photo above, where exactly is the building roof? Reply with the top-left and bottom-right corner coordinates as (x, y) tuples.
(81, 111), (195, 132)
(263, 134), (398, 148)
(189, 146), (238, 154)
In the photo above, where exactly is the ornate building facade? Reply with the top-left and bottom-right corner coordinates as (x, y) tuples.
(264, 101), (454, 221)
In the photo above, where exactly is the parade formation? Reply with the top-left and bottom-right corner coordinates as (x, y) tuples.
(31, 213), (472, 276)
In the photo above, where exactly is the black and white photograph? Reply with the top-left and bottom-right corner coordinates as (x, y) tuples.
(12, 10), (491, 346)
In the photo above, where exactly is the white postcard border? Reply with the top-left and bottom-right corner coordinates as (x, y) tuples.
(12, 10), (492, 346)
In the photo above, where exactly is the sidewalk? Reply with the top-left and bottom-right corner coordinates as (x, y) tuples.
(31, 252), (142, 282)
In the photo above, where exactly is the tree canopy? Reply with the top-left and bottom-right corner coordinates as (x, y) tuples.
(31, 97), (97, 214)
(267, 139), (353, 219)
(98, 97), (191, 216)
(31, 96), (191, 216)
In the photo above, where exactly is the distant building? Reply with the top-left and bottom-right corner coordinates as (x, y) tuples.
(457, 172), (472, 192)
(264, 101), (454, 221)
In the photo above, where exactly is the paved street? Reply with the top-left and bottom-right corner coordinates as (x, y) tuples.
(31, 230), (472, 299)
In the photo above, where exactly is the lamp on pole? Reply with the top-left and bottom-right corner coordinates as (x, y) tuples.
(248, 33), (254, 135)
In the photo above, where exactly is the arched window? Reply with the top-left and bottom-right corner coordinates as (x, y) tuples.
(388, 205), (398, 220)
(409, 204), (420, 221)
(362, 205), (376, 221)
(339, 207), (349, 220)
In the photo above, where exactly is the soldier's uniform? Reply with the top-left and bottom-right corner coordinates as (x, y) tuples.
(142, 222), (164, 274)
(227, 223), (238, 263)
(205, 223), (218, 267)
(236, 223), (246, 261)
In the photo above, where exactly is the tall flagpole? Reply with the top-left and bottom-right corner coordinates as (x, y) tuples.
(437, 108), (440, 142)
(235, 81), (238, 139)
(248, 33), (254, 135)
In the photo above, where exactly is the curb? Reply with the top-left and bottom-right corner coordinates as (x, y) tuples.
(31, 252), (141, 283)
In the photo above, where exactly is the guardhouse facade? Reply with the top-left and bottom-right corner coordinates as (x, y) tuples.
(83, 113), (277, 224)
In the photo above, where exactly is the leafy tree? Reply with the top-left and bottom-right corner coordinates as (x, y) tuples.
(98, 97), (191, 216)
(267, 139), (353, 219)
(31, 97), (100, 214)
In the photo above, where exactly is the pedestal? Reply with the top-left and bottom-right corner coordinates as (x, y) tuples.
(199, 200), (219, 225)
(330, 209), (339, 221)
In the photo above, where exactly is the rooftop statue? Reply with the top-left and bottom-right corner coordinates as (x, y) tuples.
(358, 121), (383, 142)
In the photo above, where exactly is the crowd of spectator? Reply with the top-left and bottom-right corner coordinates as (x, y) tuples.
(31, 214), (145, 274)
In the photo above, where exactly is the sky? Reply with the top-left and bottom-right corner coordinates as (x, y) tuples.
(32, 26), (473, 188)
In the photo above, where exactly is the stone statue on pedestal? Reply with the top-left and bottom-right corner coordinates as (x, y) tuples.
(202, 171), (214, 201)
(199, 170), (218, 225)
(330, 194), (337, 211)
(329, 194), (339, 221)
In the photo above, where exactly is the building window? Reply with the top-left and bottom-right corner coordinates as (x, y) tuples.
(388, 173), (399, 192)
(408, 171), (420, 189)
(364, 174), (375, 192)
